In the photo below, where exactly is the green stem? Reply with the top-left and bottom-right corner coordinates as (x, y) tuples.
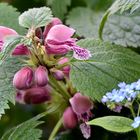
(137, 102), (140, 116)
(98, 10), (110, 40)
(130, 106), (136, 118)
(55, 62), (70, 69)
(48, 118), (63, 140)
(136, 128), (140, 140)
(49, 74), (71, 100)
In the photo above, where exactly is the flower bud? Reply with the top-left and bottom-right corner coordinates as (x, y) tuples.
(53, 70), (64, 80)
(35, 66), (49, 87)
(63, 107), (78, 129)
(12, 44), (29, 55)
(58, 57), (70, 77)
(13, 67), (33, 90)
(16, 91), (25, 104)
(24, 87), (51, 104)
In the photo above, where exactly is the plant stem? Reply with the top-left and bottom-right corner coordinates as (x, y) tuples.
(136, 128), (140, 140)
(49, 74), (71, 100)
(48, 118), (63, 140)
(130, 106), (136, 118)
(137, 102), (140, 116)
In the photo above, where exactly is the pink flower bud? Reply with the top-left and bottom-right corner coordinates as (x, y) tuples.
(58, 57), (70, 77)
(35, 66), (49, 87)
(63, 107), (78, 129)
(24, 87), (51, 104)
(69, 93), (93, 115)
(16, 91), (25, 104)
(53, 70), (64, 80)
(13, 67), (33, 90)
(12, 44), (29, 55)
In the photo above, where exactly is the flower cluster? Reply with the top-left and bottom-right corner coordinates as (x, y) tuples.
(102, 79), (140, 112)
(0, 17), (92, 139)
(63, 93), (93, 139)
(13, 66), (51, 104)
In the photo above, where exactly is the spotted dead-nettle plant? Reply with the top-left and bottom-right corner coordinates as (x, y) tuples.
(0, 7), (93, 140)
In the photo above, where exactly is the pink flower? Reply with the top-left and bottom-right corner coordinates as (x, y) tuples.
(63, 107), (78, 129)
(70, 93), (93, 120)
(35, 66), (49, 87)
(0, 26), (28, 55)
(13, 67), (33, 90)
(69, 93), (93, 139)
(45, 24), (91, 60)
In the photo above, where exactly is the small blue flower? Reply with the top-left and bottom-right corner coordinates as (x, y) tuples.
(102, 79), (140, 106)
(131, 116), (140, 128)
(130, 82), (137, 90)
(118, 82), (126, 89)
(101, 96), (108, 103)
(135, 79), (140, 90)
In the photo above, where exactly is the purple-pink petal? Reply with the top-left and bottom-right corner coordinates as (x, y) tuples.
(70, 93), (93, 115)
(80, 123), (91, 139)
(0, 26), (18, 40)
(0, 26), (28, 55)
(0, 26), (18, 51)
(46, 25), (75, 42)
(43, 18), (62, 39)
(72, 45), (92, 60)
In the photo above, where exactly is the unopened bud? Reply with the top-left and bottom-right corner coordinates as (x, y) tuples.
(58, 57), (70, 77)
(24, 87), (51, 104)
(35, 66), (49, 87)
(13, 67), (33, 90)
(15, 91), (25, 104)
(63, 107), (78, 129)
(53, 70), (64, 80)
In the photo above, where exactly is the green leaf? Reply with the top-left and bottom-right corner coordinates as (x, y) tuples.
(83, 0), (114, 11)
(19, 7), (53, 29)
(0, 3), (26, 34)
(47, 0), (71, 20)
(0, 56), (23, 118)
(103, 11), (140, 47)
(87, 116), (134, 133)
(70, 39), (140, 101)
(99, 0), (140, 40)
(66, 7), (103, 38)
(108, 0), (140, 15)
(0, 36), (23, 62)
(1, 113), (45, 140)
